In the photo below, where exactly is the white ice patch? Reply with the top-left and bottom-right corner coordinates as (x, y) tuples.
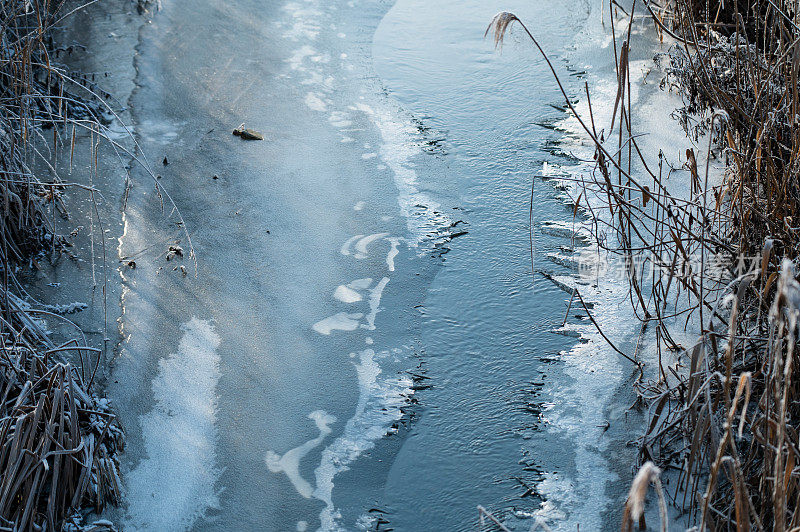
(385, 237), (402, 272)
(333, 285), (362, 303)
(353, 233), (389, 259)
(362, 277), (389, 331)
(340, 234), (363, 256)
(313, 349), (413, 530)
(313, 312), (364, 335)
(41, 301), (88, 315)
(353, 201), (366, 211)
(281, 2), (322, 41)
(124, 318), (222, 532)
(286, 45), (317, 71)
(305, 92), (327, 111)
(540, 220), (592, 242)
(347, 278), (373, 291)
(265, 410), (337, 498)
(529, 73), (645, 530)
(351, 102), (451, 248)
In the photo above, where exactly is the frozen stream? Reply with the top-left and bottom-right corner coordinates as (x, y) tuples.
(109, 0), (670, 530)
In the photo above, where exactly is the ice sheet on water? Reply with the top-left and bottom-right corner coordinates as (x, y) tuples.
(124, 318), (222, 531)
(312, 312), (364, 335)
(313, 348), (413, 531)
(265, 410), (337, 498)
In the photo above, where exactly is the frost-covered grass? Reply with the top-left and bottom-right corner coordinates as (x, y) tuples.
(0, 1), (126, 529)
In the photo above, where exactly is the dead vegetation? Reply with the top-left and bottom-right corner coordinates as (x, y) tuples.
(0, 298), (123, 531)
(489, 0), (800, 529)
(0, 0), (126, 529)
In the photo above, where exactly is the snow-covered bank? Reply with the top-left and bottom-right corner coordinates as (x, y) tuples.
(531, 8), (728, 528)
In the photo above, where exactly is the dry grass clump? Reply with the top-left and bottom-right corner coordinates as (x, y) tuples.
(640, 2), (800, 529)
(0, 0), (111, 261)
(0, 296), (122, 531)
(0, 0), (124, 529)
(656, 0), (800, 263)
(490, 1), (800, 529)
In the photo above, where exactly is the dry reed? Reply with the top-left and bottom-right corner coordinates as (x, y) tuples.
(0, 0), (127, 529)
(490, 0), (800, 529)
